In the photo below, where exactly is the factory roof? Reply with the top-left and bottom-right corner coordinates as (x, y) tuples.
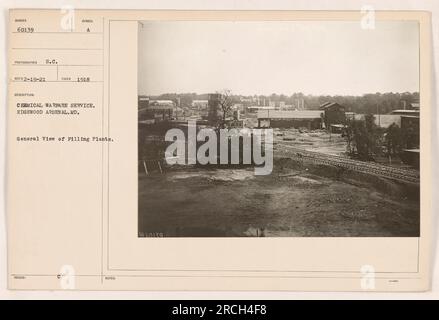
(319, 102), (344, 110)
(257, 110), (323, 119)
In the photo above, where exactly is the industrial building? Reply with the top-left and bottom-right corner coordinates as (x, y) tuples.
(192, 100), (208, 110)
(319, 102), (346, 130)
(401, 148), (420, 168)
(400, 100), (420, 168)
(257, 110), (323, 129)
(256, 102), (348, 130)
(207, 93), (223, 124)
(138, 96), (150, 109)
(138, 99), (175, 122)
(401, 115), (420, 148)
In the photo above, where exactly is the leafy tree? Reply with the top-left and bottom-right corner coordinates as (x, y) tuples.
(216, 89), (235, 129)
(345, 114), (379, 160)
(384, 123), (403, 157)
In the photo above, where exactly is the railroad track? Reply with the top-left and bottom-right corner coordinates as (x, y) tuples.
(274, 142), (420, 184)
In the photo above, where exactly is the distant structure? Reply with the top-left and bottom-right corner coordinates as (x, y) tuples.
(400, 148), (419, 168)
(257, 110), (323, 129)
(247, 106), (276, 114)
(192, 100), (208, 110)
(240, 97), (253, 105)
(294, 98), (305, 110)
(138, 96), (150, 121)
(138, 98), (175, 122)
(398, 101), (420, 168)
(401, 115), (420, 148)
(207, 93), (222, 125)
(400, 100), (420, 111)
(410, 102), (420, 110)
(276, 101), (286, 109)
(233, 110), (241, 121)
(320, 102), (346, 132)
(138, 96), (150, 109)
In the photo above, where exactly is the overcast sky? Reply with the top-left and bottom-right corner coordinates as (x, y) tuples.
(138, 21), (419, 96)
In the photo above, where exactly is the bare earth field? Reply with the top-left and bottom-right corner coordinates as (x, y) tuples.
(138, 161), (419, 237)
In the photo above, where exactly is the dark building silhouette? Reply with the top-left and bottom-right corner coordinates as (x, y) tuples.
(320, 102), (346, 130)
(208, 93), (222, 125)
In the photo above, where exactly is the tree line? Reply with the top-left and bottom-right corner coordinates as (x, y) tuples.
(344, 114), (418, 161)
(148, 91), (419, 115)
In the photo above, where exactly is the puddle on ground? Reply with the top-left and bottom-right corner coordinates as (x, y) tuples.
(293, 176), (322, 184)
(169, 169), (256, 182)
(208, 169), (255, 182)
(168, 172), (205, 180)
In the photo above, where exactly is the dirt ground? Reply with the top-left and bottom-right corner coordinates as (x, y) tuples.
(138, 162), (419, 237)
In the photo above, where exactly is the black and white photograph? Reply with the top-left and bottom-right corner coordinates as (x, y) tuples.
(3, 5), (437, 295)
(137, 20), (420, 238)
